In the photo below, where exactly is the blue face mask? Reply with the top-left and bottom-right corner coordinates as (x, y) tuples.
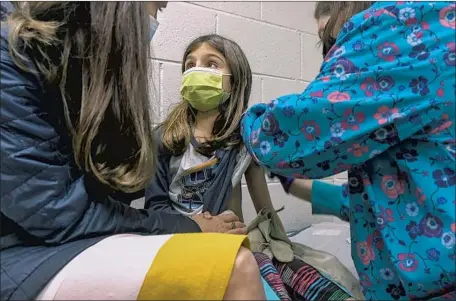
(150, 16), (159, 41)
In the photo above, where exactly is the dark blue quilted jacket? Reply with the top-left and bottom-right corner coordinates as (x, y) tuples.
(0, 2), (13, 21)
(0, 28), (200, 300)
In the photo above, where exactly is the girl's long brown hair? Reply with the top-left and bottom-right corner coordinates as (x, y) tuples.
(162, 34), (252, 154)
(315, 1), (372, 50)
(6, 2), (155, 192)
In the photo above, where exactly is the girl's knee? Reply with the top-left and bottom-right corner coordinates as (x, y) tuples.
(224, 247), (265, 300)
(233, 247), (259, 278)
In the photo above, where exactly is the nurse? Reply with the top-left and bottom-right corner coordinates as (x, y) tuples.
(242, 1), (456, 300)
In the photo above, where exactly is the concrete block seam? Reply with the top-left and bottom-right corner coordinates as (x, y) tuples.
(300, 34), (303, 80)
(159, 62), (164, 118)
(252, 71), (300, 82)
(260, 76), (264, 103)
(151, 58), (181, 65)
(260, 2), (263, 19)
(186, 1), (317, 36)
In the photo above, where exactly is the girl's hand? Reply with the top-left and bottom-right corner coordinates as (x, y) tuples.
(192, 211), (246, 234)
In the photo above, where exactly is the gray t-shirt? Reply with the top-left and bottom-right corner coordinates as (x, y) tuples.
(168, 142), (251, 216)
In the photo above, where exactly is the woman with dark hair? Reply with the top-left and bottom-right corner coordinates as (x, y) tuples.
(242, 1), (455, 300)
(1, 2), (265, 300)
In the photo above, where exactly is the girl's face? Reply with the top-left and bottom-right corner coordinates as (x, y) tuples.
(184, 43), (232, 93)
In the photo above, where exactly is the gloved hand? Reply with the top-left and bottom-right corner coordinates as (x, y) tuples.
(267, 172), (294, 194)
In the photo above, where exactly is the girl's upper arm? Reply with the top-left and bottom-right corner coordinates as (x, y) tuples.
(242, 2), (454, 178)
(245, 161), (274, 213)
(144, 127), (177, 213)
(144, 153), (176, 213)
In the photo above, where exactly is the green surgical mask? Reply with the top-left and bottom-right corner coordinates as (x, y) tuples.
(180, 67), (231, 112)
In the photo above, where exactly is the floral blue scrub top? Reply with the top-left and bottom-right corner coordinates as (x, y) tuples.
(242, 2), (455, 300)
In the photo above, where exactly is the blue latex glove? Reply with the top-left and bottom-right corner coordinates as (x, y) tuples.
(267, 172), (294, 194)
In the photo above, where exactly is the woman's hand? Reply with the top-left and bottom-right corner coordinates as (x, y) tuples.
(192, 211), (247, 235)
(268, 172), (314, 202)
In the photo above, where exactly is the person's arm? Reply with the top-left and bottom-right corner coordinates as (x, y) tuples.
(0, 2), (13, 21)
(287, 178), (312, 202)
(0, 46), (200, 245)
(310, 181), (350, 222)
(245, 161), (274, 213)
(272, 174), (350, 222)
(242, 2), (453, 178)
(245, 162), (288, 234)
(144, 161), (178, 214)
(144, 138), (181, 214)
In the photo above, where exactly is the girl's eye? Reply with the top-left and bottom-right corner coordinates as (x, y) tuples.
(186, 63), (195, 70)
(208, 62), (218, 69)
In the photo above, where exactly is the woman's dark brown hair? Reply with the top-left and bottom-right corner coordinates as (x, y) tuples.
(314, 2), (372, 50)
(162, 34), (252, 154)
(6, 2), (155, 192)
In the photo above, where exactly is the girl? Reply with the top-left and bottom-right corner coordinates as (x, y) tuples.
(242, 1), (456, 300)
(1, 2), (265, 300)
(146, 34), (361, 301)
(146, 34), (274, 223)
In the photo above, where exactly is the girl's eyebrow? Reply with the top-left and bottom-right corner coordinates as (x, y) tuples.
(206, 53), (225, 63)
(185, 54), (195, 61)
(185, 53), (225, 63)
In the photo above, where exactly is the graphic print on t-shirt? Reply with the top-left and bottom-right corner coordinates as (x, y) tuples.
(176, 158), (218, 213)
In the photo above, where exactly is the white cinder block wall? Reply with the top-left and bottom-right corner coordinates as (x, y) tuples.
(149, 1), (347, 233)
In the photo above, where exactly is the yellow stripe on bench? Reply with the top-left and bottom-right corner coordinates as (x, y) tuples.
(137, 233), (249, 300)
